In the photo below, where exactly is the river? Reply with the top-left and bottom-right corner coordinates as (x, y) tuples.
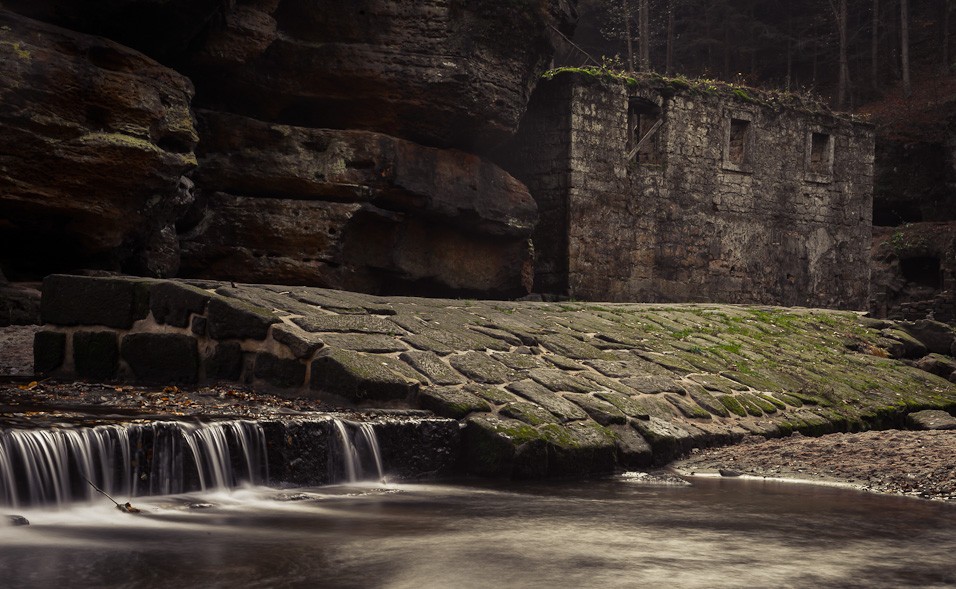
(1, 476), (954, 588)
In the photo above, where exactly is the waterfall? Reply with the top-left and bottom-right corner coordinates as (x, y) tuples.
(0, 420), (268, 508)
(331, 419), (384, 484)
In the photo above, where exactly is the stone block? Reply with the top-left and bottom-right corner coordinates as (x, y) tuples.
(311, 350), (416, 402)
(206, 296), (280, 340)
(73, 331), (118, 380)
(608, 424), (653, 468)
(205, 342), (244, 381)
(506, 379), (588, 421)
(271, 324), (325, 359)
(499, 402), (559, 426)
(33, 330), (66, 374)
(417, 386), (490, 419)
(121, 333), (198, 384)
(401, 351), (467, 385)
(42, 275), (151, 328)
(448, 352), (519, 384)
(563, 393), (627, 425)
(150, 281), (210, 327)
(461, 414), (546, 478)
(906, 410), (956, 431)
(253, 353), (306, 389)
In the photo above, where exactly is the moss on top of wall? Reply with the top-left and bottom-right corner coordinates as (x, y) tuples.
(541, 68), (870, 124)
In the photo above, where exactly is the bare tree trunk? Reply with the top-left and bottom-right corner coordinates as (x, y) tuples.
(901, 0), (912, 97)
(666, 0), (674, 74)
(625, 0), (635, 73)
(943, 0), (951, 73)
(872, 0), (880, 91)
(639, 0), (650, 71)
(829, 0), (850, 108)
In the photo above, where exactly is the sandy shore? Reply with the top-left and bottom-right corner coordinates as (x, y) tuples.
(673, 429), (956, 502)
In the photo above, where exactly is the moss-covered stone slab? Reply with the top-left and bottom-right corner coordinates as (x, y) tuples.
(544, 354), (588, 371)
(505, 379), (589, 422)
(400, 350), (467, 385)
(620, 374), (685, 394)
(500, 401), (560, 425)
(915, 354), (956, 379)
(898, 319), (955, 355)
(318, 333), (408, 353)
(563, 393), (627, 425)
(537, 332), (608, 360)
(207, 297), (281, 340)
(490, 351), (547, 371)
(664, 393), (711, 419)
(42, 275), (151, 329)
(405, 326), (510, 352)
(418, 386), (491, 419)
(539, 421), (617, 477)
(469, 325), (523, 347)
(688, 373), (744, 393)
(608, 424), (653, 468)
(579, 371), (641, 396)
(683, 383), (730, 417)
(880, 328), (928, 359)
(271, 323), (326, 359)
(149, 281), (210, 328)
(310, 349), (417, 402)
(292, 314), (405, 335)
(73, 330), (118, 380)
(629, 416), (695, 463)
(448, 351), (519, 384)
(633, 351), (696, 375)
(122, 333), (199, 384)
(735, 393), (767, 416)
(585, 357), (673, 378)
(527, 368), (596, 393)
(462, 414), (547, 478)
(593, 391), (651, 419)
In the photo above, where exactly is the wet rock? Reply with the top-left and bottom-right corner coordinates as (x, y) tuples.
(462, 414), (546, 478)
(6, 515), (29, 526)
(183, 0), (576, 152)
(563, 393), (627, 425)
(374, 417), (461, 480)
(271, 324), (326, 360)
(0, 11), (197, 277)
(906, 410), (956, 431)
(499, 401), (560, 426)
(204, 342), (244, 381)
(630, 417), (695, 464)
(880, 329), (929, 359)
(182, 112), (536, 298)
(609, 424), (653, 468)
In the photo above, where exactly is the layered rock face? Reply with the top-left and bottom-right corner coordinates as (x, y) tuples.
(185, 0), (575, 151)
(180, 111), (536, 297)
(0, 1), (570, 297)
(0, 10), (198, 277)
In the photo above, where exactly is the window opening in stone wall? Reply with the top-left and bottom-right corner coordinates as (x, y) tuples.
(727, 118), (751, 165)
(809, 132), (833, 175)
(900, 256), (942, 290)
(626, 98), (662, 165)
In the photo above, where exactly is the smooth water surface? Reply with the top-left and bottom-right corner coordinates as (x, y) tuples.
(1, 476), (954, 588)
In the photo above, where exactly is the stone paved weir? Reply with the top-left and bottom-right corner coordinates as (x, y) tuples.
(34, 275), (956, 478)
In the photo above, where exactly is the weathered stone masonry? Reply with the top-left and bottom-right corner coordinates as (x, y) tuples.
(501, 72), (875, 309)
(34, 275), (956, 478)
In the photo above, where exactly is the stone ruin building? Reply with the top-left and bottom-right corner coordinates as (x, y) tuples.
(500, 71), (875, 309)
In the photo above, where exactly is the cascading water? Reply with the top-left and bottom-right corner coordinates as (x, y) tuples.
(0, 420), (268, 508)
(331, 419), (384, 483)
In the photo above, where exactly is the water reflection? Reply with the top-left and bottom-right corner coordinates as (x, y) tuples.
(1, 477), (954, 588)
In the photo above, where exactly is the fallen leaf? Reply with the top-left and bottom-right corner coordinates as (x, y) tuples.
(17, 381), (38, 391)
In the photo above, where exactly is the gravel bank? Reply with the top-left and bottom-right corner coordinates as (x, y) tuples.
(673, 430), (956, 502)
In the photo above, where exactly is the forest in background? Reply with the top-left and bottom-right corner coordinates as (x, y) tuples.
(558, 0), (954, 113)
